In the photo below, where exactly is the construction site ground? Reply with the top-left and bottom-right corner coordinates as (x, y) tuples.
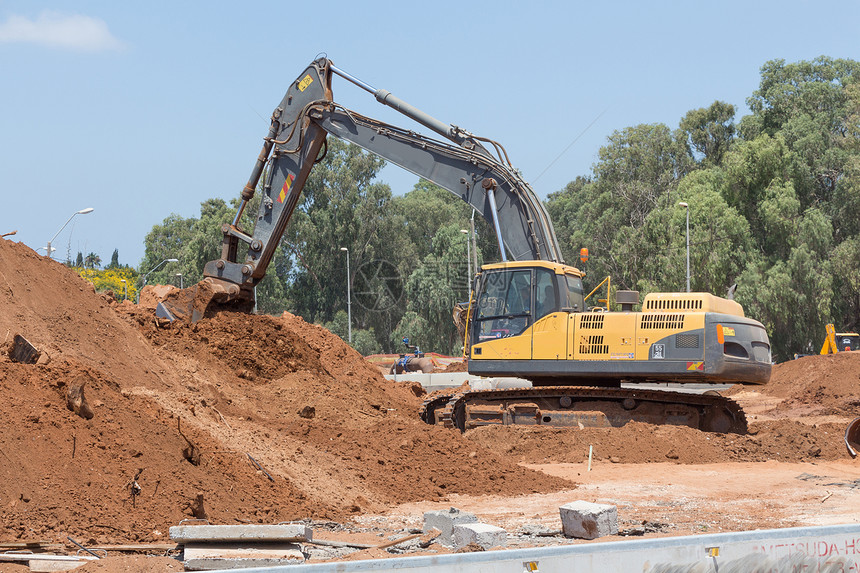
(0, 238), (858, 571)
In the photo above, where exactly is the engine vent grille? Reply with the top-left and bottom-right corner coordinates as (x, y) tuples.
(645, 298), (703, 311)
(640, 314), (686, 330)
(579, 314), (605, 329)
(579, 335), (609, 355)
(675, 333), (700, 348)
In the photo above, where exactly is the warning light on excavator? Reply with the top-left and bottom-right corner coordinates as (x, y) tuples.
(579, 247), (589, 263)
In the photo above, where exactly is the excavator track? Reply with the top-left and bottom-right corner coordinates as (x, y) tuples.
(419, 394), (458, 425)
(430, 386), (747, 434)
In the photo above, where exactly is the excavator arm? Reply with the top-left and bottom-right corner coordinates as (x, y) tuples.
(159, 57), (562, 321)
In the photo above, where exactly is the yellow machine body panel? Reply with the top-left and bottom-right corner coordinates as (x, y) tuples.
(532, 313), (568, 360)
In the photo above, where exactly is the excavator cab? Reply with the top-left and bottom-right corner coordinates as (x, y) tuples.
(837, 334), (860, 352)
(471, 262), (584, 344)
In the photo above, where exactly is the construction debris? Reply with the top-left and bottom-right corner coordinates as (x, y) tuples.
(169, 523), (312, 570)
(453, 523), (507, 550)
(423, 508), (478, 546)
(8, 333), (41, 364)
(560, 501), (619, 540)
(169, 523), (312, 543)
(182, 542), (305, 571)
(0, 552), (98, 571)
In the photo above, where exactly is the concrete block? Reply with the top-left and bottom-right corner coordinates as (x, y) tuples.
(423, 508), (478, 546)
(169, 523), (311, 543)
(182, 542), (304, 570)
(559, 501), (618, 539)
(452, 523), (507, 550)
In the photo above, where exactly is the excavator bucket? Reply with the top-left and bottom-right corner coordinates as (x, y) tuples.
(845, 417), (860, 458)
(155, 284), (209, 323)
(155, 279), (253, 323)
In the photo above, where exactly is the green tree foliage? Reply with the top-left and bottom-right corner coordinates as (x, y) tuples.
(679, 101), (736, 167)
(108, 249), (120, 269)
(323, 310), (381, 355)
(84, 252), (101, 269)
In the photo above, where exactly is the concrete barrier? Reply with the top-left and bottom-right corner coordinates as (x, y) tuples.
(384, 373), (531, 391)
(199, 523), (860, 573)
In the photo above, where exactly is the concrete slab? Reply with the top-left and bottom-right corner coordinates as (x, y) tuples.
(385, 372), (532, 391)
(559, 500), (618, 540)
(169, 523), (311, 543)
(423, 508), (478, 546)
(452, 523), (507, 550)
(182, 542), (304, 570)
(0, 553), (97, 572)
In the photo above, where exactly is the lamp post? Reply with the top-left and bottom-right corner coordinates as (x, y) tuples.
(175, 273), (183, 289)
(137, 258), (178, 303)
(120, 279), (127, 301)
(340, 247), (352, 343)
(679, 202), (690, 293)
(460, 229), (472, 297)
(46, 207), (94, 260)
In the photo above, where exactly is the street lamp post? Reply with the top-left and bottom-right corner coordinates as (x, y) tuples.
(175, 273), (183, 289)
(46, 207), (94, 260)
(340, 247), (352, 343)
(137, 258), (179, 303)
(679, 202), (690, 293)
(120, 279), (127, 301)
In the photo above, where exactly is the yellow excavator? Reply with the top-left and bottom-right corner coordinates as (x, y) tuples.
(820, 324), (860, 354)
(158, 57), (771, 435)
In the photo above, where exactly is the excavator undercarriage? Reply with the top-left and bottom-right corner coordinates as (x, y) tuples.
(420, 385), (747, 434)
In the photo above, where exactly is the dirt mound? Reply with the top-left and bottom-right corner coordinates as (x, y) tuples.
(727, 352), (860, 416)
(466, 419), (850, 465)
(0, 239), (572, 544)
(441, 360), (468, 373)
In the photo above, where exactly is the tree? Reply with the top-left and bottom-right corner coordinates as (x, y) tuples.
(679, 101), (736, 167)
(741, 57), (860, 206)
(84, 252), (101, 269)
(75, 252), (83, 267)
(108, 249), (120, 269)
(722, 133), (807, 257)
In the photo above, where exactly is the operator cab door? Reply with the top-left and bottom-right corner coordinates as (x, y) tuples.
(471, 269), (533, 360)
(532, 268), (568, 359)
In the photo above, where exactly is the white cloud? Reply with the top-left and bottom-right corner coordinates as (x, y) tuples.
(0, 11), (124, 52)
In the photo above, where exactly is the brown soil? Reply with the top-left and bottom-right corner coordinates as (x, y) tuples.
(726, 352), (860, 416)
(2, 237), (860, 566)
(440, 360), (468, 373)
(0, 239), (569, 547)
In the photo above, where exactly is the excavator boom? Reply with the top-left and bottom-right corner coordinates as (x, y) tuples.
(158, 58), (562, 322)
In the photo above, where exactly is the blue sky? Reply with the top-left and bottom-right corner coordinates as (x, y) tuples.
(2, 0), (857, 267)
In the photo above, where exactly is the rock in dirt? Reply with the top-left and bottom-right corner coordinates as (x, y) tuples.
(66, 377), (94, 420)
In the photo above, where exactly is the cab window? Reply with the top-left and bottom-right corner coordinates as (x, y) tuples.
(475, 269), (531, 340)
(535, 269), (557, 319)
(565, 275), (585, 311)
